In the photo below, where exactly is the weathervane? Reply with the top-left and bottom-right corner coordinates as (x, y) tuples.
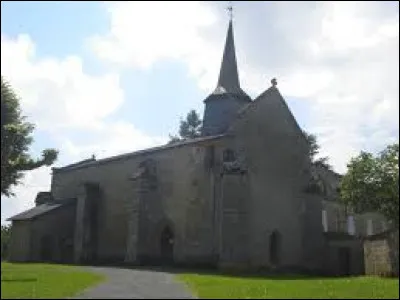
(227, 1), (233, 21)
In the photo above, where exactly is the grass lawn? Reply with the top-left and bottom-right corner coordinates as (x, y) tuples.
(1, 262), (104, 299)
(178, 273), (399, 299)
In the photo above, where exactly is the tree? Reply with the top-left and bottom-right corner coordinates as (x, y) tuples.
(1, 224), (11, 260)
(1, 76), (59, 197)
(340, 143), (399, 227)
(169, 109), (202, 144)
(303, 131), (332, 169)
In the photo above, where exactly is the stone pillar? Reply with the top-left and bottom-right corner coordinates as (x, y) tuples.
(211, 170), (219, 262)
(125, 213), (139, 263)
(124, 178), (141, 264)
(74, 184), (87, 263)
(218, 171), (250, 268)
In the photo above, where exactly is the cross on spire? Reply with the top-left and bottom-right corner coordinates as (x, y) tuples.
(227, 1), (233, 20)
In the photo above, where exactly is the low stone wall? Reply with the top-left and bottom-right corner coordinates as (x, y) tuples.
(363, 229), (399, 277)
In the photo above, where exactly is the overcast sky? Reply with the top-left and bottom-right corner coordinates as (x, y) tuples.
(1, 1), (399, 224)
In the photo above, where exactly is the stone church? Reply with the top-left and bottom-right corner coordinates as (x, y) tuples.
(8, 19), (387, 275)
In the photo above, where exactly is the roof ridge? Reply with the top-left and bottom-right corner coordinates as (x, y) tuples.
(53, 134), (227, 173)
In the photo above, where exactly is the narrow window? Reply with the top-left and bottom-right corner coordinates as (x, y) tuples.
(322, 210), (328, 232)
(367, 219), (373, 236)
(347, 215), (355, 235)
(381, 220), (387, 232)
(269, 230), (281, 265)
(335, 210), (342, 232)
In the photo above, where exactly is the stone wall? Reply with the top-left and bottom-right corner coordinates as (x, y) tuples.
(9, 221), (31, 262)
(30, 203), (76, 262)
(51, 137), (227, 265)
(8, 203), (76, 263)
(364, 229), (399, 277)
(229, 86), (318, 270)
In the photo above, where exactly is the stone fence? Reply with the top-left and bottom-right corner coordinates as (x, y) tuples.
(363, 228), (399, 277)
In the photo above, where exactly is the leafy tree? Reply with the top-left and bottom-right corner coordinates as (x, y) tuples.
(1, 76), (59, 197)
(340, 143), (399, 227)
(169, 109), (202, 144)
(168, 134), (181, 144)
(1, 224), (11, 260)
(303, 131), (332, 169)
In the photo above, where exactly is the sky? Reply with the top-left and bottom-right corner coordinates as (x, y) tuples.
(1, 1), (399, 224)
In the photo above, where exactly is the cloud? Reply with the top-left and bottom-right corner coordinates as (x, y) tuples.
(1, 34), (124, 131)
(90, 1), (217, 68)
(1, 33), (167, 222)
(89, 1), (223, 91)
(90, 1), (399, 173)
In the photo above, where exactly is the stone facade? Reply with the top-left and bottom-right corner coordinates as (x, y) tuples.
(8, 221), (31, 262)
(9, 200), (76, 262)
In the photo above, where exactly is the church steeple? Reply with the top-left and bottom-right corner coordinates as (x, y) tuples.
(215, 20), (241, 95)
(201, 11), (252, 137)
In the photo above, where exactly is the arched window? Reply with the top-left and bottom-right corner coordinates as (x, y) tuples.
(223, 149), (235, 162)
(269, 230), (281, 265)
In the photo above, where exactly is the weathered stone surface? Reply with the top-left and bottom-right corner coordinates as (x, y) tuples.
(9, 202), (76, 263)
(364, 229), (399, 276)
(8, 221), (31, 262)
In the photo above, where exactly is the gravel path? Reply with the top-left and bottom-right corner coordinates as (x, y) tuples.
(73, 266), (196, 299)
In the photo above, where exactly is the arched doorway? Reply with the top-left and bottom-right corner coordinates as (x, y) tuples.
(160, 226), (174, 264)
(269, 230), (281, 265)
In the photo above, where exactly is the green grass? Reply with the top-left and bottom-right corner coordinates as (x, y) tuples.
(1, 262), (104, 299)
(178, 273), (399, 299)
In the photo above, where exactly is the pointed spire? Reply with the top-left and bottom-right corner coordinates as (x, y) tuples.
(215, 19), (241, 95)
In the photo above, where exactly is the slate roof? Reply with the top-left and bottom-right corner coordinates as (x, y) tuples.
(7, 198), (76, 221)
(211, 20), (250, 100)
(53, 134), (227, 173)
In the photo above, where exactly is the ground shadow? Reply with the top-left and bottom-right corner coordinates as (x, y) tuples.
(1, 278), (37, 282)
